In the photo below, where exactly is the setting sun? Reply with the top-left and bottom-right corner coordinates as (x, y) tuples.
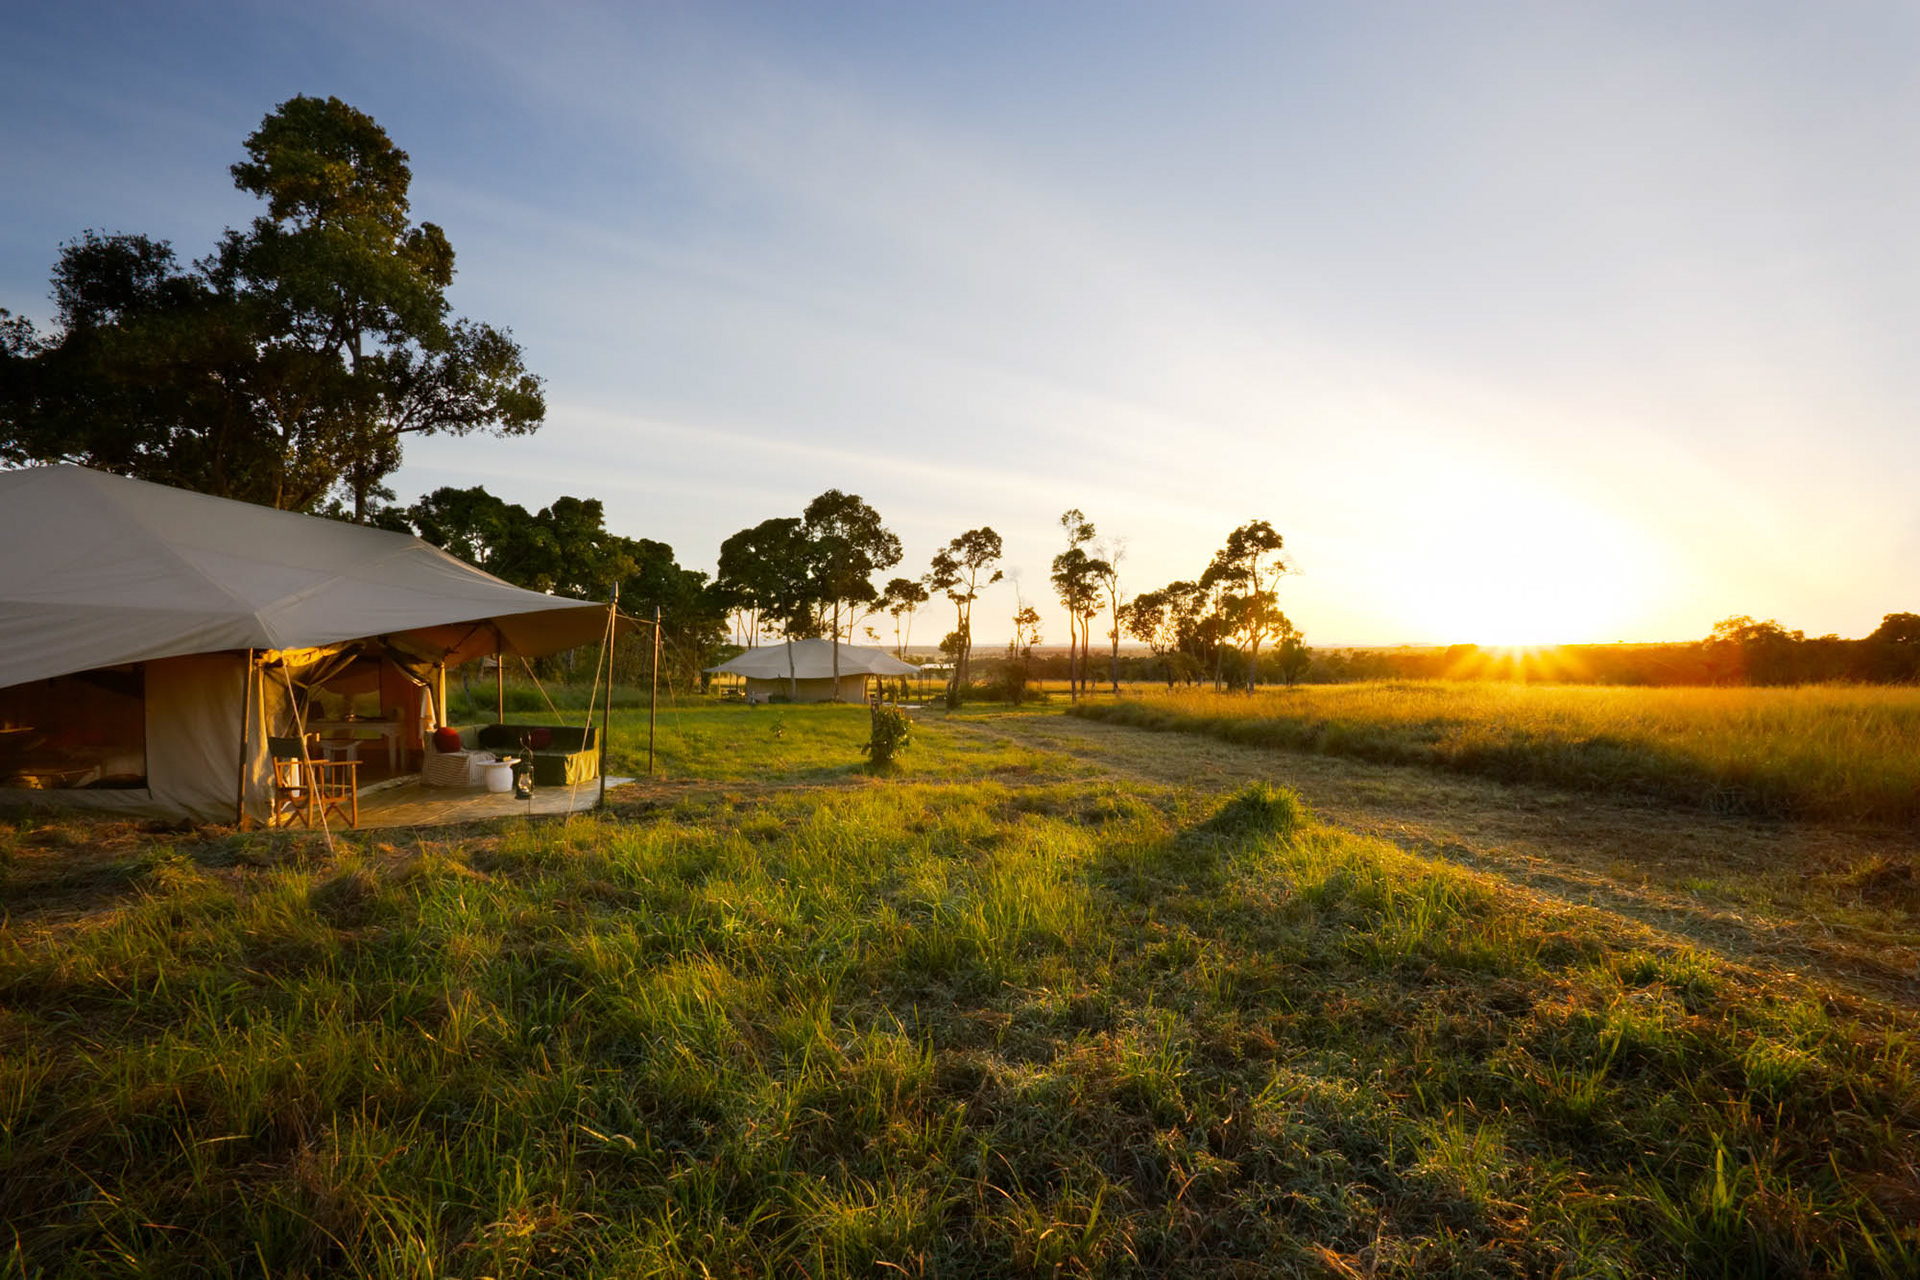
(1362, 456), (1670, 646)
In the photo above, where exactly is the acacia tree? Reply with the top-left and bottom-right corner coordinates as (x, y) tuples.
(1049, 509), (1108, 700)
(1121, 588), (1179, 687)
(1206, 520), (1290, 692)
(1162, 579), (1216, 687)
(1273, 615), (1312, 685)
(802, 490), (901, 697)
(925, 527), (1004, 703)
(1005, 595), (1043, 705)
(0, 97), (542, 517)
(881, 577), (930, 657)
(1094, 535), (1126, 693)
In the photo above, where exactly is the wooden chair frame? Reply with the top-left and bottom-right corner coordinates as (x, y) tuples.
(268, 737), (360, 829)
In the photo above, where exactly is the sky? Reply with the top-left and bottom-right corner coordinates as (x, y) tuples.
(4, 1), (1916, 647)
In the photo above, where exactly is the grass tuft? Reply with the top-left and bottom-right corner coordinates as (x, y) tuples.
(1202, 780), (1310, 841)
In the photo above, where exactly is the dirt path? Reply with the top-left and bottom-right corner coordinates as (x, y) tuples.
(944, 711), (1920, 1010)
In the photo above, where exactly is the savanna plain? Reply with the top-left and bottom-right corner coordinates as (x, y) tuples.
(2, 684), (1918, 1277)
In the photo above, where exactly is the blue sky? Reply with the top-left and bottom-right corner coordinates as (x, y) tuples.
(5, 1), (1917, 645)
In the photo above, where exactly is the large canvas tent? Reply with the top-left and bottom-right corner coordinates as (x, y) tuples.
(0, 465), (621, 822)
(707, 638), (917, 703)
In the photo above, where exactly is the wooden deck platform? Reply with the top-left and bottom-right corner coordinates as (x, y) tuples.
(346, 776), (637, 829)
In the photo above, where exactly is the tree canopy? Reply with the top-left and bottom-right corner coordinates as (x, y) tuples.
(1203, 520), (1290, 692)
(802, 490), (902, 687)
(407, 484), (725, 686)
(925, 527), (1003, 698)
(1050, 509), (1109, 699)
(0, 96), (542, 518)
(717, 517), (822, 648)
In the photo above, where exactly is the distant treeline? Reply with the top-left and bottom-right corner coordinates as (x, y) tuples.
(987, 613), (1920, 688)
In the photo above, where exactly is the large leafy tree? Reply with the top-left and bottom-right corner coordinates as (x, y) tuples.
(412, 486), (634, 599)
(716, 516), (825, 699)
(0, 232), (346, 507)
(0, 96), (542, 517)
(924, 527), (1003, 700)
(802, 490), (902, 696)
(221, 96), (544, 519)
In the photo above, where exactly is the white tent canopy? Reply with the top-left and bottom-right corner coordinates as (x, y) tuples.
(0, 465), (622, 821)
(707, 639), (918, 680)
(708, 639), (919, 703)
(0, 464), (614, 687)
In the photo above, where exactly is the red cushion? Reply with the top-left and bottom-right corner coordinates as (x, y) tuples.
(528, 727), (554, 750)
(432, 726), (463, 752)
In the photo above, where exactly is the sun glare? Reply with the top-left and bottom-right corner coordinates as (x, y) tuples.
(1372, 462), (1667, 646)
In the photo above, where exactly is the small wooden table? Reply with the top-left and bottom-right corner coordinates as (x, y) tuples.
(307, 719), (403, 772)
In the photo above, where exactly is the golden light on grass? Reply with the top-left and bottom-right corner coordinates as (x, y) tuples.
(1443, 644), (1592, 682)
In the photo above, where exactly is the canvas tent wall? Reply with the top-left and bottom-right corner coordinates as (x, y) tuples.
(0, 465), (622, 822)
(743, 674), (869, 703)
(706, 638), (917, 704)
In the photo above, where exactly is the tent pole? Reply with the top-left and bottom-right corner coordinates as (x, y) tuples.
(599, 588), (616, 809)
(495, 650), (503, 723)
(234, 649), (254, 828)
(649, 606), (660, 776)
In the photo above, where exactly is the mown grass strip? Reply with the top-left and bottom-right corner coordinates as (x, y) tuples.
(1069, 681), (1920, 826)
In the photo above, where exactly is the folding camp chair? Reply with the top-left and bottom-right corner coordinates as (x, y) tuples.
(268, 736), (360, 829)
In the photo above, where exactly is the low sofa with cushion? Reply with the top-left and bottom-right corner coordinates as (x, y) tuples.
(427, 724), (601, 787)
(473, 724), (599, 787)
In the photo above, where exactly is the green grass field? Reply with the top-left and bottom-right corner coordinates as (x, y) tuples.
(1068, 681), (1920, 827)
(2, 703), (1918, 1275)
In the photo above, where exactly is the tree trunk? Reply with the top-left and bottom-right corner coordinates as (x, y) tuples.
(1069, 617), (1080, 701)
(832, 601), (841, 700)
(786, 634), (797, 700)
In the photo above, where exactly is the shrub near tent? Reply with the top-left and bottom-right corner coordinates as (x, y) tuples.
(861, 703), (912, 767)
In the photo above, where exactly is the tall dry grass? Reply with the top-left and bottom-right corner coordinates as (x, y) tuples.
(1072, 681), (1920, 826)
